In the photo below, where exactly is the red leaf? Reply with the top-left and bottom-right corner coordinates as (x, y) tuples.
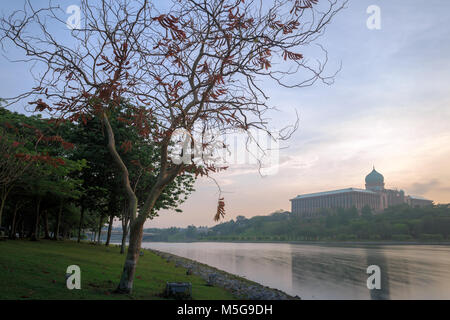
(214, 197), (226, 222)
(120, 140), (132, 153)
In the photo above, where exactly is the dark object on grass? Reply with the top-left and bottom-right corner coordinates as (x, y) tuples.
(139, 251), (144, 256)
(164, 282), (192, 300)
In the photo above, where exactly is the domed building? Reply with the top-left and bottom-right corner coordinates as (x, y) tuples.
(290, 167), (433, 217)
(365, 167), (384, 191)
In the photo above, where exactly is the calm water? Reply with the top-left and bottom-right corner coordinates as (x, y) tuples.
(140, 242), (450, 300)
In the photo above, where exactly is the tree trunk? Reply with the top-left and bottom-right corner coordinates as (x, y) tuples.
(120, 227), (127, 254)
(103, 112), (172, 293)
(0, 194), (6, 228)
(105, 214), (114, 246)
(53, 201), (63, 240)
(97, 215), (103, 244)
(9, 202), (19, 239)
(20, 219), (24, 239)
(0, 186), (12, 228)
(116, 219), (144, 293)
(31, 197), (41, 241)
(77, 205), (85, 243)
(43, 210), (51, 239)
(120, 214), (129, 254)
(115, 182), (170, 293)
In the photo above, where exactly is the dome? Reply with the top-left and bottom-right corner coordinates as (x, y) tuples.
(365, 167), (384, 184)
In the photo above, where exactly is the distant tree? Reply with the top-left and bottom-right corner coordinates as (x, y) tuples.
(0, 127), (31, 227)
(361, 205), (373, 218)
(0, 107), (83, 237)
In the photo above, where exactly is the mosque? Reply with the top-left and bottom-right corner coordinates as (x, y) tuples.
(290, 167), (433, 217)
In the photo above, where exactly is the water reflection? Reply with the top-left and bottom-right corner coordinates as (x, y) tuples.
(364, 247), (390, 300)
(140, 242), (450, 300)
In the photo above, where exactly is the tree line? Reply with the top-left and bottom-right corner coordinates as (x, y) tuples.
(144, 205), (450, 242)
(0, 104), (195, 248)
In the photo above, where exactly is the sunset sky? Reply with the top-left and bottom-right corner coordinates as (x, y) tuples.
(1, 0), (449, 228)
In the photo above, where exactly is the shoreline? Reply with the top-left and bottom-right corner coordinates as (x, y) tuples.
(140, 240), (450, 246)
(146, 248), (299, 300)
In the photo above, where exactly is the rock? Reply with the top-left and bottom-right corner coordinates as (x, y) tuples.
(164, 282), (192, 300)
(207, 273), (218, 286)
(148, 249), (298, 300)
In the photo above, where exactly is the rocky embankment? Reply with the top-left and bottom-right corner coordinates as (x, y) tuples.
(150, 249), (300, 300)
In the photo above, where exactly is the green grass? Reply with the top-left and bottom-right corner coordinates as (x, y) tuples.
(0, 239), (236, 300)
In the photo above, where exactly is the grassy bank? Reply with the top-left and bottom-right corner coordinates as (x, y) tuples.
(0, 240), (235, 300)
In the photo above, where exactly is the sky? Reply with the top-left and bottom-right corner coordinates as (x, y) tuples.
(1, 1), (449, 228)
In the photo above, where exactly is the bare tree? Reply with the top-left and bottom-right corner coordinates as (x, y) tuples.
(0, 0), (346, 293)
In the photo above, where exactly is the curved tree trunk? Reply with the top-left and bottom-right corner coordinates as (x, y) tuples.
(103, 112), (139, 292)
(103, 112), (181, 293)
(115, 181), (170, 293)
(120, 209), (129, 254)
(116, 219), (144, 293)
(120, 225), (128, 254)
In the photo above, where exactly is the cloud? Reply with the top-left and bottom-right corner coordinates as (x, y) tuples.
(406, 179), (441, 196)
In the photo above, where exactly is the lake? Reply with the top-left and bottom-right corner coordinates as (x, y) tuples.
(140, 242), (450, 300)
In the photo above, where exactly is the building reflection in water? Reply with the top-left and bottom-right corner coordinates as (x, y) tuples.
(290, 244), (370, 299)
(364, 247), (390, 300)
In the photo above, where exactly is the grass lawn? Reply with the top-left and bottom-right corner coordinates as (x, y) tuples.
(0, 239), (236, 300)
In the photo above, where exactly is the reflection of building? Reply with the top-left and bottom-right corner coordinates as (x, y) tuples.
(290, 167), (433, 217)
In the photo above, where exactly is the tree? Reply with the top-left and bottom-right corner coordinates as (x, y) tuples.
(361, 205), (373, 219)
(19, 135), (84, 241)
(0, 126), (30, 227)
(0, 107), (82, 235)
(0, 106), (86, 240)
(65, 102), (195, 248)
(1, 0), (346, 293)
